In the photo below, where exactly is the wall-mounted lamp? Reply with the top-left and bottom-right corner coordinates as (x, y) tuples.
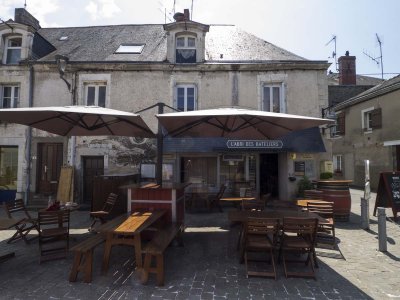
(55, 54), (71, 91)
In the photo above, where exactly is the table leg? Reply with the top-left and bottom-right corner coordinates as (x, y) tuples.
(134, 233), (143, 269)
(101, 233), (113, 274)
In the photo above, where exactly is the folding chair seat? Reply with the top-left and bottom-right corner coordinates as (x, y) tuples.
(243, 217), (280, 279)
(280, 217), (318, 279)
(38, 209), (70, 263)
(4, 199), (39, 244)
(89, 193), (118, 231)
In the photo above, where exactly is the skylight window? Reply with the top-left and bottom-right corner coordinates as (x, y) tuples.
(115, 44), (145, 54)
(59, 36), (68, 41)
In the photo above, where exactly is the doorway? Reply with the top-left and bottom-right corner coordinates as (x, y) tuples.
(37, 143), (63, 195)
(82, 156), (104, 204)
(396, 145), (400, 171)
(259, 153), (279, 198)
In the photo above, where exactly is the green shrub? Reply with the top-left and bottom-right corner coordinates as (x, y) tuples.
(320, 172), (333, 179)
(297, 176), (313, 197)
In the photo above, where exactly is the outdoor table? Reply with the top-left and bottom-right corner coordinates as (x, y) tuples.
(220, 197), (256, 210)
(0, 217), (25, 262)
(99, 210), (166, 273)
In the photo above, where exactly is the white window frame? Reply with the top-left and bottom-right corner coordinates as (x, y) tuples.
(0, 85), (19, 108)
(333, 154), (343, 173)
(262, 83), (284, 113)
(3, 36), (22, 65)
(84, 83), (107, 107)
(361, 107), (374, 132)
(175, 84), (197, 111)
(175, 35), (197, 63)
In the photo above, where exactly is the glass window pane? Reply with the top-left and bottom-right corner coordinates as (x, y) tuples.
(3, 87), (11, 98)
(6, 49), (21, 64)
(187, 37), (195, 47)
(177, 88), (185, 111)
(263, 86), (270, 111)
(187, 88), (195, 111)
(9, 38), (21, 47)
(272, 87), (280, 113)
(176, 37), (185, 47)
(86, 86), (95, 106)
(13, 87), (19, 107)
(98, 86), (106, 107)
(0, 146), (18, 189)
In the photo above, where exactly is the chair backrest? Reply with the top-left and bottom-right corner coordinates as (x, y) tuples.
(216, 184), (226, 200)
(283, 217), (318, 244)
(102, 193), (118, 213)
(306, 201), (334, 219)
(4, 198), (32, 219)
(246, 217), (280, 245)
(38, 210), (70, 231)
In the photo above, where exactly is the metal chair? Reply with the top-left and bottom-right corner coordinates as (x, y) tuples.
(280, 217), (318, 279)
(243, 217), (280, 279)
(89, 193), (118, 231)
(38, 209), (70, 263)
(4, 199), (39, 244)
(207, 184), (226, 212)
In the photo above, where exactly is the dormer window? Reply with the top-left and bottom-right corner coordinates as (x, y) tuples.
(4, 36), (22, 64)
(176, 36), (196, 63)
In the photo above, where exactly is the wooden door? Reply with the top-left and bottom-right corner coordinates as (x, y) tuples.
(37, 143), (63, 194)
(396, 145), (400, 171)
(82, 156), (104, 204)
(259, 153), (279, 197)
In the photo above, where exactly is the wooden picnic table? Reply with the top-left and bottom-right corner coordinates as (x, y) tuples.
(0, 217), (25, 262)
(296, 199), (328, 208)
(97, 210), (166, 273)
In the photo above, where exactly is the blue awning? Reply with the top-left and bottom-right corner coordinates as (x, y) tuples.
(163, 127), (326, 153)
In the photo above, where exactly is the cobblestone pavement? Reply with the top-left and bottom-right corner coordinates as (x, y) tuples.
(0, 189), (399, 299)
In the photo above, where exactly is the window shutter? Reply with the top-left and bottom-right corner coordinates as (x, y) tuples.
(371, 108), (382, 129)
(336, 112), (345, 135)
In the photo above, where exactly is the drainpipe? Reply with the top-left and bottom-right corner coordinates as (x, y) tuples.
(24, 64), (34, 205)
(69, 72), (77, 166)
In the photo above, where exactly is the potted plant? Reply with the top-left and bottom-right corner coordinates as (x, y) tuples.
(297, 176), (313, 198)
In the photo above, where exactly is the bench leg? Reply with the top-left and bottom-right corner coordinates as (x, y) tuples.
(69, 252), (83, 282)
(84, 250), (93, 283)
(102, 234), (113, 274)
(140, 253), (152, 284)
(156, 254), (164, 286)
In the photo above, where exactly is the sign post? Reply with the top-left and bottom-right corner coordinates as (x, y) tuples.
(361, 160), (370, 229)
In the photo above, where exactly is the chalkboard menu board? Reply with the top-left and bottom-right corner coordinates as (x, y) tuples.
(373, 171), (400, 219)
(294, 161), (305, 176)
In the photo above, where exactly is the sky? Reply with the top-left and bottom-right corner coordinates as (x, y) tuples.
(2, 0), (400, 80)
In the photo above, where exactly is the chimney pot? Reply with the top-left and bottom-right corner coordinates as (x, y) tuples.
(338, 51), (356, 85)
(184, 9), (190, 20)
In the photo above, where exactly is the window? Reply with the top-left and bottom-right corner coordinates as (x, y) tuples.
(262, 84), (283, 113)
(115, 44), (144, 54)
(176, 36), (196, 63)
(175, 84), (196, 111)
(331, 111), (345, 137)
(0, 146), (18, 189)
(1, 85), (19, 108)
(361, 107), (375, 132)
(333, 154), (343, 173)
(4, 36), (22, 64)
(85, 84), (106, 107)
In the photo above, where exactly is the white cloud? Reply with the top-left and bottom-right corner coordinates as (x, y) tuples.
(85, 0), (121, 21)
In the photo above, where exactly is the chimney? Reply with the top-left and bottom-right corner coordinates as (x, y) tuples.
(14, 8), (40, 30)
(338, 51), (356, 85)
(173, 9), (190, 22)
(183, 9), (190, 21)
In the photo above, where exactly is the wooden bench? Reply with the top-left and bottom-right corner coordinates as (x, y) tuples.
(141, 223), (184, 286)
(69, 234), (105, 283)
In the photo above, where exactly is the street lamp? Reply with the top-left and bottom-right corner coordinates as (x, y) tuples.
(55, 54), (71, 91)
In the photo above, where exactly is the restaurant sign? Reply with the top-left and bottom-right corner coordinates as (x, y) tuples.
(226, 140), (283, 149)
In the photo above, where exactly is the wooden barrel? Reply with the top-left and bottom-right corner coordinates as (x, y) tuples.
(317, 180), (352, 221)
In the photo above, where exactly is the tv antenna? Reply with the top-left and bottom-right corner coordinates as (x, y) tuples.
(363, 33), (384, 80)
(158, 1), (173, 23)
(24, 0), (27, 9)
(325, 35), (338, 71)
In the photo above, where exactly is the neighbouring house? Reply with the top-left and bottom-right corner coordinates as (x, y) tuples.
(332, 74), (400, 190)
(0, 8), (331, 207)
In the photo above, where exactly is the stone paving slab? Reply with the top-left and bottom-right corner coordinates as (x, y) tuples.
(0, 189), (399, 299)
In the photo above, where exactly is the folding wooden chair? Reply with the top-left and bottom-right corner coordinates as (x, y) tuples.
(207, 184), (226, 212)
(38, 209), (70, 263)
(241, 189), (265, 211)
(243, 217), (280, 279)
(88, 193), (118, 231)
(280, 217), (318, 279)
(4, 199), (39, 244)
(306, 201), (344, 261)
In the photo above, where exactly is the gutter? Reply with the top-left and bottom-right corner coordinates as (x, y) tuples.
(24, 64), (34, 205)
